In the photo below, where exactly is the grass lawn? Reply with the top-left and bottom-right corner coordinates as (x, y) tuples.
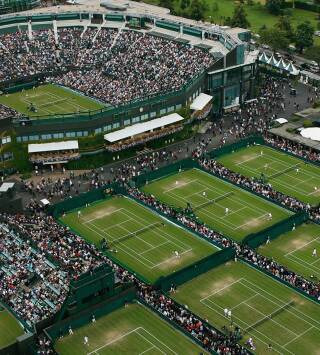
(258, 222), (320, 282)
(0, 306), (24, 349)
(172, 261), (320, 355)
(217, 145), (320, 206)
(54, 303), (206, 355)
(142, 168), (292, 242)
(60, 196), (218, 283)
(0, 84), (106, 118)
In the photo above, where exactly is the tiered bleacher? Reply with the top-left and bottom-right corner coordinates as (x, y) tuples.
(0, 27), (214, 115)
(0, 223), (69, 325)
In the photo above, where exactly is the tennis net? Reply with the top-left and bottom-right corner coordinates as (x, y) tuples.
(267, 163), (301, 180)
(244, 301), (294, 334)
(193, 192), (234, 211)
(110, 222), (162, 246)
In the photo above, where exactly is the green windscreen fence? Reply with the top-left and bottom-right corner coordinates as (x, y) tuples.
(50, 183), (129, 218)
(132, 158), (197, 188)
(242, 211), (309, 249)
(207, 136), (264, 159)
(45, 287), (136, 341)
(156, 248), (235, 291)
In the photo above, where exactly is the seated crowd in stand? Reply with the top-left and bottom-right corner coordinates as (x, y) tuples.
(106, 125), (183, 152)
(30, 149), (80, 164)
(0, 223), (69, 325)
(0, 103), (20, 120)
(0, 27), (214, 120)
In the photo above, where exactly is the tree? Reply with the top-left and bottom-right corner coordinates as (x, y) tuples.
(180, 0), (190, 10)
(265, 0), (285, 15)
(189, 0), (207, 21)
(277, 15), (294, 41)
(229, 4), (250, 28)
(304, 46), (320, 65)
(295, 21), (315, 53)
(159, 0), (174, 11)
(260, 28), (290, 51)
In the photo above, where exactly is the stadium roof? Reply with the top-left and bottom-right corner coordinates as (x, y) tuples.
(190, 93), (213, 111)
(28, 140), (79, 153)
(104, 113), (184, 143)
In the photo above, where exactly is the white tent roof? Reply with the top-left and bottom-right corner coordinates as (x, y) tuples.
(300, 127), (320, 141)
(0, 182), (14, 192)
(274, 117), (288, 124)
(277, 58), (287, 70)
(190, 93), (213, 111)
(28, 140), (79, 154)
(259, 52), (270, 63)
(104, 113), (184, 143)
(286, 62), (299, 76)
(267, 55), (279, 67)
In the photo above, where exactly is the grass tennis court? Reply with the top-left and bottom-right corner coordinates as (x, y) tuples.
(0, 84), (105, 118)
(142, 168), (292, 241)
(258, 222), (320, 282)
(217, 145), (320, 206)
(172, 261), (320, 355)
(61, 196), (218, 283)
(54, 303), (206, 355)
(0, 306), (24, 349)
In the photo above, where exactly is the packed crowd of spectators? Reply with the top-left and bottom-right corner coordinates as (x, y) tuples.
(1, 205), (248, 353)
(139, 285), (248, 354)
(0, 27), (214, 114)
(265, 133), (320, 162)
(0, 103), (20, 120)
(198, 157), (320, 221)
(0, 223), (69, 325)
(3, 213), (105, 276)
(238, 245), (320, 300)
(29, 149), (80, 164)
(128, 187), (320, 302)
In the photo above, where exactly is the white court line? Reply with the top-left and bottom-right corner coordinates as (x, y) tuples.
(200, 278), (244, 301)
(139, 241), (170, 256)
(150, 248), (192, 269)
(286, 254), (320, 275)
(139, 327), (178, 355)
(139, 346), (155, 355)
(285, 237), (320, 257)
(103, 218), (132, 232)
(236, 154), (261, 165)
(164, 178), (198, 193)
(230, 294), (259, 311)
(201, 296), (286, 355)
(82, 208), (124, 224)
(87, 327), (141, 355)
(244, 302), (296, 336)
(241, 278), (320, 328)
(234, 213), (270, 231)
(283, 326), (314, 347)
(200, 278), (309, 355)
(240, 153), (319, 196)
(121, 208), (192, 251)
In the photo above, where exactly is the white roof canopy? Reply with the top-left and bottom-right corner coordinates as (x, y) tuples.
(300, 127), (320, 141)
(274, 118), (288, 125)
(190, 93), (213, 111)
(104, 113), (184, 143)
(28, 140), (79, 154)
(0, 182), (14, 192)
